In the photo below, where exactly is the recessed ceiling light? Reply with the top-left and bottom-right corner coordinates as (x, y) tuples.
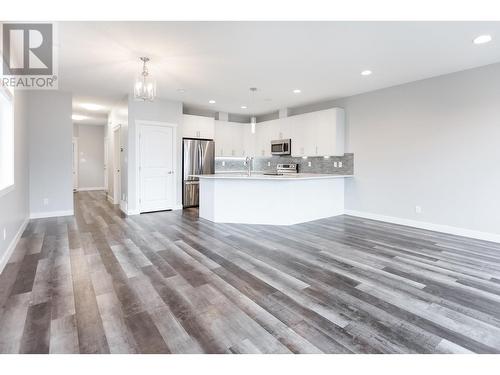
(292, 89), (301, 94)
(208, 100), (216, 104)
(80, 103), (104, 111)
(473, 34), (492, 45)
(72, 114), (88, 121)
(361, 70), (372, 76)
(241, 105), (247, 109)
(177, 89), (186, 93)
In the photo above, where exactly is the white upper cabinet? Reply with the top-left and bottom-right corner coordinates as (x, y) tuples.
(255, 120), (273, 157)
(315, 108), (345, 156)
(291, 112), (316, 157)
(291, 108), (345, 157)
(212, 108), (344, 159)
(278, 117), (292, 140)
(242, 123), (255, 157)
(215, 121), (248, 157)
(182, 114), (215, 139)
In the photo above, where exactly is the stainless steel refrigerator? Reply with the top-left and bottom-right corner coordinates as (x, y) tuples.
(182, 138), (215, 208)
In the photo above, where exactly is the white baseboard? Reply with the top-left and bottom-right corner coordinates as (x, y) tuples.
(119, 201), (140, 216)
(120, 200), (127, 214)
(77, 187), (105, 192)
(0, 217), (29, 274)
(30, 210), (74, 219)
(344, 209), (500, 244)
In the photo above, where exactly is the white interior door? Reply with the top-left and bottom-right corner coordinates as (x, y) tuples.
(113, 127), (121, 204)
(139, 124), (176, 213)
(72, 138), (78, 191)
(104, 137), (108, 192)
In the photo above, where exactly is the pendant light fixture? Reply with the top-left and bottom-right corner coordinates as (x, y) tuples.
(134, 57), (156, 102)
(249, 87), (257, 134)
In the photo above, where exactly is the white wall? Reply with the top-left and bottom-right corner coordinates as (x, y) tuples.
(332, 63), (500, 237)
(28, 91), (73, 218)
(125, 96), (183, 214)
(106, 98), (128, 204)
(75, 124), (105, 190)
(0, 91), (30, 271)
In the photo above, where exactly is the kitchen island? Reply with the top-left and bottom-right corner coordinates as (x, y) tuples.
(196, 173), (353, 225)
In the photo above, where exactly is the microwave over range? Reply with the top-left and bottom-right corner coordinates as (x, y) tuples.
(271, 139), (291, 155)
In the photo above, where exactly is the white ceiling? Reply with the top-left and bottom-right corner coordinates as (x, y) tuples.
(61, 21), (500, 123)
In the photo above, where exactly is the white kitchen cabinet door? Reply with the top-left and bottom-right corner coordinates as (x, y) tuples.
(255, 120), (273, 157)
(183, 114), (215, 139)
(268, 119), (281, 141)
(214, 120), (228, 156)
(227, 122), (244, 157)
(315, 108), (345, 156)
(278, 117), (292, 140)
(242, 123), (255, 157)
(291, 112), (316, 157)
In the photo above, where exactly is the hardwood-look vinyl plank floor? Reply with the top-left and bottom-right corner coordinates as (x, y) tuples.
(1, 191), (500, 353)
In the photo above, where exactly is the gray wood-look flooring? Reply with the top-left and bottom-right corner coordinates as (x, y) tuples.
(1, 191), (500, 354)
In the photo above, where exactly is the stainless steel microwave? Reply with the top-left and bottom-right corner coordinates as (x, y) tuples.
(271, 139), (291, 155)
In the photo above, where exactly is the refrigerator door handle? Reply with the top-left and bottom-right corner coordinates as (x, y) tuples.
(198, 143), (203, 174)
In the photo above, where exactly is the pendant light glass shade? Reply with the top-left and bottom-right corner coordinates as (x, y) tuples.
(251, 116), (256, 134)
(134, 57), (156, 102)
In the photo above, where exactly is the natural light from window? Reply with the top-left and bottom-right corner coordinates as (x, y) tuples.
(0, 87), (14, 195)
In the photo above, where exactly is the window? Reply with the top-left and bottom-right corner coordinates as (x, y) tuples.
(0, 87), (14, 196)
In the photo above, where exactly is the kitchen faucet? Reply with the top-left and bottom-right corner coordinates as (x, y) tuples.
(245, 156), (254, 176)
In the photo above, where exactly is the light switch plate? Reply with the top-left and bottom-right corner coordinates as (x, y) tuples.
(334, 162), (338, 168)
(415, 205), (422, 214)
(267, 162), (271, 167)
(43, 198), (49, 206)
(222, 161), (225, 167)
(308, 161), (312, 167)
(339, 161), (343, 168)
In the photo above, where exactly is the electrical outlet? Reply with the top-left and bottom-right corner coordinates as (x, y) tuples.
(308, 161), (312, 167)
(3, 228), (6, 241)
(415, 205), (422, 214)
(267, 161), (271, 167)
(339, 161), (343, 168)
(334, 162), (338, 168)
(222, 161), (225, 167)
(43, 198), (49, 206)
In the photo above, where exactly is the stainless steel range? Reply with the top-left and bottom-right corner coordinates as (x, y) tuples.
(264, 163), (298, 176)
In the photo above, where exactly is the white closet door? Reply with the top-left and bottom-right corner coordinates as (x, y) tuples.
(139, 124), (175, 212)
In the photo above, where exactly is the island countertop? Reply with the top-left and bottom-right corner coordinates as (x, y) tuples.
(193, 173), (353, 180)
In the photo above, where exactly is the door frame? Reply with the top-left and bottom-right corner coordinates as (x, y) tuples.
(112, 125), (121, 205)
(136, 120), (178, 213)
(72, 137), (79, 192)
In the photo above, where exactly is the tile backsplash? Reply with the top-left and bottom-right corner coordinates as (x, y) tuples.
(215, 153), (354, 175)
